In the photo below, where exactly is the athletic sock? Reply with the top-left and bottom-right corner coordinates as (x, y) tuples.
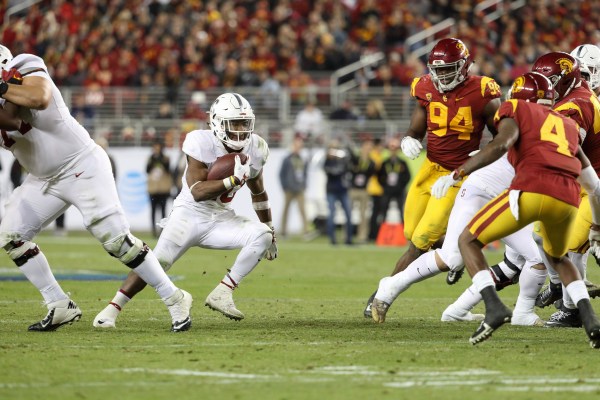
(20, 250), (68, 304)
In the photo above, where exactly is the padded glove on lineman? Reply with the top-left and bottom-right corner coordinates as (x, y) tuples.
(431, 173), (461, 199)
(233, 155), (250, 185)
(1, 68), (23, 84)
(400, 136), (423, 160)
(265, 226), (278, 260)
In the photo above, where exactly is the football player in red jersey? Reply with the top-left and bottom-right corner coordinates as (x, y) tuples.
(363, 38), (502, 318)
(433, 72), (600, 347)
(529, 51), (600, 327)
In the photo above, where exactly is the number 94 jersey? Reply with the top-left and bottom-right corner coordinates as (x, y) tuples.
(411, 74), (501, 170)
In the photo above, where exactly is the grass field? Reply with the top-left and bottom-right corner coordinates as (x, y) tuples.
(2, 232), (600, 400)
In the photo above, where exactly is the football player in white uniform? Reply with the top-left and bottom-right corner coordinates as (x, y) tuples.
(93, 93), (277, 328)
(371, 153), (546, 326)
(0, 45), (192, 332)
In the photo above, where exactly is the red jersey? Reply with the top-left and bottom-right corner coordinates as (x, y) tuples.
(495, 100), (582, 207)
(553, 84), (600, 174)
(411, 74), (501, 170)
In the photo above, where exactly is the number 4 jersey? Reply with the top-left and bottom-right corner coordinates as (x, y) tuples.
(495, 99), (582, 208)
(410, 74), (501, 170)
(0, 54), (94, 178)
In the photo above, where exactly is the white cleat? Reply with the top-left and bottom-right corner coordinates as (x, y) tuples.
(28, 298), (82, 331)
(165, 289), (193, 332)
(511, 312), (544, 327)
(441, 305), (484, 322)
(205, 284), (244, 320)
(93, 304), (119, 328)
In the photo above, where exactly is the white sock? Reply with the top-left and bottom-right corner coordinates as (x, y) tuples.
(227, 231), (272, 284)
(19, 250), (68, 304)
(563, 251), (586, 309)
(472, 270), (495, 293)
(379, 251), (441, 304)
(513, 265), (546, 316)
(132, 249), (178, 299)
(448, 284), (481, 314)
(566, 280), (589, 307)
(105, 290), (132, 316)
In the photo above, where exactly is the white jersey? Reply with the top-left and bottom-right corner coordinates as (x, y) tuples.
(0, 54), (94, 178)
(174, 129), (269, 216)
(463, 154), (514, 198)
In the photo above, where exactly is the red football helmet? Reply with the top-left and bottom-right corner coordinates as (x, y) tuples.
(507, 72), (555, 106)
(427, 38), (473, 93)
(531, 52), (581, 100)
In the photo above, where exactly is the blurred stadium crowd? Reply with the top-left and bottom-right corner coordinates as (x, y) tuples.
(2, 0), (600, 91)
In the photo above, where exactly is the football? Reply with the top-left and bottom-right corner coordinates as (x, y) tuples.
(207, 153), (248, 180)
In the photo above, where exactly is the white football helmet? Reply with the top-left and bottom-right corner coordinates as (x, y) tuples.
(571, 44), (600, 90)
(209, 93), (255, 151)
(0, 44), (13, 71)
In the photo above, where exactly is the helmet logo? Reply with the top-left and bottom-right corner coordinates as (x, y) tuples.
(456, 42), (469, 57)
(556, 58), (573, 74)
(536, 90), (545, 99)
(512, 76), (525, 93)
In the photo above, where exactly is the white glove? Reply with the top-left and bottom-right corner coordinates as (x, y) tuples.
(431, 173), (461, 199)
(589, 227), (600, 259)
(233, 155), (250, 184)
(265, 226), (278, 261)
(401, 136), (423, 160)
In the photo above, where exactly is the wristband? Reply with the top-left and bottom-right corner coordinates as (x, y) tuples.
(223, 176), (236, 190)
(0, 82), (8, 98)
(252, 201), (270, 210)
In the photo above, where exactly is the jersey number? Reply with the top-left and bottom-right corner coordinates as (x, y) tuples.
(429, 103), (474, 140)
(540, 114), (571, 156)
(1, 122), (33, 147)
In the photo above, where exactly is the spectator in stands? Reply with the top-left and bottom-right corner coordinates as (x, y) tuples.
(294, 100), (323, 141)
(330, 100), (359, 121)
(278, 136), (309, 238)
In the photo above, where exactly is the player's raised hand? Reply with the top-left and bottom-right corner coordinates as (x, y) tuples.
(233, 154), (250, 184)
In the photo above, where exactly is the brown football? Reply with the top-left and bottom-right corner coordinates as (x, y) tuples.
(207, 153), (248, 180)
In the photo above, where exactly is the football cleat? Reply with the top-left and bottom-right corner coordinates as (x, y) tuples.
(371, 298), (391, 323)
(28, 299), (82, 332)
(544, 306), (582, 328)
(576, 299), (600, 349)
(469, 304), (512, 345)
(441, 305), (484, 322)
(363, 291), (376, 319)
(165, 289), (193, 332)
(446, 268), (464, 285)
(205, 284), (244, 320)
(535, 282), (562, 308)
(93, 304), (120, 328)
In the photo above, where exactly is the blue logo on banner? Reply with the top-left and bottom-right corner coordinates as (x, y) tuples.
(118, 171), (149, 214)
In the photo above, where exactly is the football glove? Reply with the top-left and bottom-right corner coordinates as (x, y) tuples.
(233, 154), (250, 185)
(1, 68), (23, 85)
(400, 136), (422, 160)
(589, 226), (600, 261)
(265, 226), (278, 261)
(431, 173), (461, 199)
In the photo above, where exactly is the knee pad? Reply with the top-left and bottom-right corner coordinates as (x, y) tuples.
(4, 240), (40, 266)
(102, 233), (149, 268)
(490, 257), (520, 291)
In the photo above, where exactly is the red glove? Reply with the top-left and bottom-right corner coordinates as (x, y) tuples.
(2, 68), (23, 85)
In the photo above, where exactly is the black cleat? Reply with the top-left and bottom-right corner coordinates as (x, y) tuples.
(544, 306), (582, 328)
(535, 282), (562, 308)
(586, 280), (600, 299)
(28, 299), (82, 332)
(469, 305), (512, 345)
(364, 291), (376, 319)
(576, 299), (600, 349)
(446, 268), (464, 285)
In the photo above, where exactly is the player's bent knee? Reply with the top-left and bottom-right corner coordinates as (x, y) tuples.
(3, 240), (40, 266)
(446, 253), (464, 272)
(102, 233), (149, 269)
(255, 229), (273, 251)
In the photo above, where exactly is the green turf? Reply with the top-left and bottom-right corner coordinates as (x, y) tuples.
(1, 232), (600, 400)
